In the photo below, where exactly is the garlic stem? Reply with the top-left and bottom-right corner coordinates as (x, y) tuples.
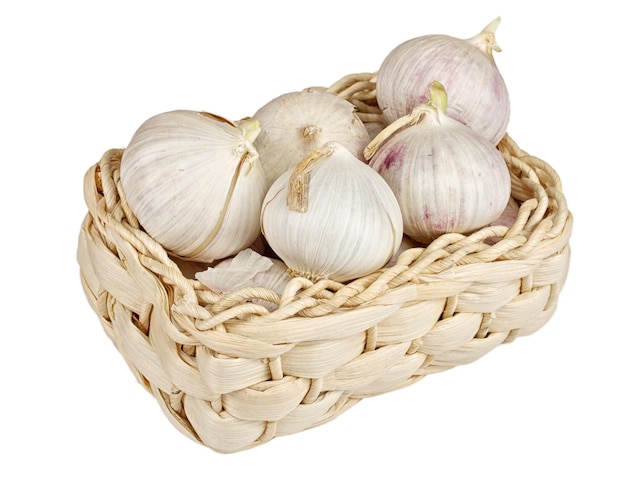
(427, 80), (448, 113)
(287, 143), (335, 213)
(467, 17), (502, 61)
(365, 81), (450, 160)
(302, 125), (321, 139)
(186, 158), (244, 259)
(364, 106), (428, 160)
(238, 118), (262, 142)
(186, 118), (262, 260)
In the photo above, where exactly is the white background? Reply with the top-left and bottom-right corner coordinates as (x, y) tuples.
(2, 1), (623, 492)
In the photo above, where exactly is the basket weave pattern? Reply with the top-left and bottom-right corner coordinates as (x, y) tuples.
(77, 73), (572, 453)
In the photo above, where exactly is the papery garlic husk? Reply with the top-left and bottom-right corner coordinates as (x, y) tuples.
(195, 248), (288, 293)
(376, 18), (510, 144)
(261, 141), (403, 283)
(120, 110), (268, 263)
(195, 248), (291, 306)
(366, 81), (511, 245)
(252, 88), (371, 184)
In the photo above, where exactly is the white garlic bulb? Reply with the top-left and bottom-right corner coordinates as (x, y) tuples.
(376, 18), (510, 144)
(366, 81), (511, 244)
(252, 88), (371, 184)
(261, 141), (403, 283)
(120, 110), (268, 263)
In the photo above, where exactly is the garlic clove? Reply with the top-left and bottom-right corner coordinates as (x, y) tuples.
(252, 88), (371, 184)
(120, 110), (269, 263)
(195, 248), (274, 293)
(367, 82), (511, 244)
(261, 141), (403, 283)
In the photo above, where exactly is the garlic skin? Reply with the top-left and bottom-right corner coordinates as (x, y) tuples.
(120, 110), (268, 263)
(366, 82), (511, 244)
(261, 141), (403, 283)
(195, 248), (290, 294)
(252, 88), (371, 184)
(376, 18), (510, 144)
(196, 249), (291, 311)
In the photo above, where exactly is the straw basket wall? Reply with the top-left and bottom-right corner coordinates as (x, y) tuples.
(77, 72), (572, 453)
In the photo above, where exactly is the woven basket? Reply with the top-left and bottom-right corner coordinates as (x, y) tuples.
(77, 72), (572, 453)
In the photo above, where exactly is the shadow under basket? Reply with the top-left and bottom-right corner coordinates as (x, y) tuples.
(77, 73), (573, 454)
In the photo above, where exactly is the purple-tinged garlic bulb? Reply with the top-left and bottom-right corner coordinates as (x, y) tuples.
(366, 81), (511, 244)
(376, 18), (510, 144)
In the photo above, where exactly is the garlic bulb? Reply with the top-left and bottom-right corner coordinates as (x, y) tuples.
(366, 81), (511, 244)
(376, 18), (510, 144)
(252, 88), (371, 184)
(261, 141), (403, 283)
(120, 110), (268, 263)
(195, 248), (290, 294)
